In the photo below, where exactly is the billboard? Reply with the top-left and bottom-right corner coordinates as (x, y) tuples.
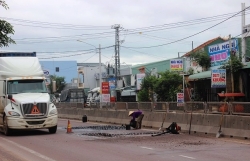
(208, 39), (238, 69)
(211, 69), (226, 88)
(170, 59), (183, 71)
(136, 73), (146, 90)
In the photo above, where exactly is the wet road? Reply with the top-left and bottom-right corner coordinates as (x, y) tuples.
(0, 119), (250, 161)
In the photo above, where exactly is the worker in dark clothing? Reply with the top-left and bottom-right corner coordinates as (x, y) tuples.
(128, 110), (144, 129)
(151, 122), (181, 137)
(167, 122), (181, 134)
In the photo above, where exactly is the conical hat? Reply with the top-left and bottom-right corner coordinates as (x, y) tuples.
(128, 111), (134, 116)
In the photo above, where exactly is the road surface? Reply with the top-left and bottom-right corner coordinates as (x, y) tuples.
(0, 119), (249, 161)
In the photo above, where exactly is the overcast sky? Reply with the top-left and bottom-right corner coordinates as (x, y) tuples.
(1, 0), (250, 66)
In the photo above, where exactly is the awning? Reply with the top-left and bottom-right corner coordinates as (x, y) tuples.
(188, 71), (211, 80)
(218, 93), (245, 97)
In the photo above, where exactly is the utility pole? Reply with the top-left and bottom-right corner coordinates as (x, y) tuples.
(229, 34), (234, 93)
(241, 3), (246, 63)
(112, 24), (122, 88)
(99, 44), (102, 109)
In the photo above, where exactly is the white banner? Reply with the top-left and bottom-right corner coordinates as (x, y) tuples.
(101, 94), (110, 102)
(136, 73), (146, 90)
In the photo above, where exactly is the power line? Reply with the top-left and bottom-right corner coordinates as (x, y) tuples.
(38, 49), (95, 54)
(38, 50), (96, 59)
(0, 16), (110, 28)
(8, 9), (250, 43)
(121, 46), (168, 59)
(14, 35), (115, 44)
(122, 10), (250, 33)
(37, 45), (114, 57)
(9, 22), (112, 30)
(13, 32), (115, 41)
(122, 6), (250, 49)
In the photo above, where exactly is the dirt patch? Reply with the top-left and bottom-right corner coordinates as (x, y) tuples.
(87, 132), (216, 149)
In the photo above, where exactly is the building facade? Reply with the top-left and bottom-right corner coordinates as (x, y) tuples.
(40, 60), (78, 83)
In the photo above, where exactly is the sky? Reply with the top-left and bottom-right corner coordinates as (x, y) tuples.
(1, 0), (250, 66)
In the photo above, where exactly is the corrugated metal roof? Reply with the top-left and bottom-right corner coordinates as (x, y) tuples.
(188, 71), (211, 80)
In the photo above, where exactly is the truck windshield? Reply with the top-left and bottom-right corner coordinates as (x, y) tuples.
(7, 79), (48, 94)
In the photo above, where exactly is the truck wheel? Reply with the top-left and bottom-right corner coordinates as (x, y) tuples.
(48, 125), (57, 134)
(3, 116), (12, 136)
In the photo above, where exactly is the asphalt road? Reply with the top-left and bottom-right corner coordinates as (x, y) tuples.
(0, 119), (250, 161)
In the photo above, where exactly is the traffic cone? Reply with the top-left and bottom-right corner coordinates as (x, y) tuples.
(67, 120), (73, 133)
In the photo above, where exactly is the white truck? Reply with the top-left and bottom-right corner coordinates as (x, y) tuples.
(0, 52), (58, 136)
(86, 87), (100, 106)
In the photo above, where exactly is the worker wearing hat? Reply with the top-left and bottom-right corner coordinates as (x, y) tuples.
(128, 110), (144, 129)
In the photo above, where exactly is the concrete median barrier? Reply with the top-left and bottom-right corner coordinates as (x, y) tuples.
(57, 106), (250, 139)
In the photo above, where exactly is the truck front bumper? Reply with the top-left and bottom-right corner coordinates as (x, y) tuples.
(7, 115), (58, 129)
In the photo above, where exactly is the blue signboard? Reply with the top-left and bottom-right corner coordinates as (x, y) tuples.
(108, 77), (116, 90)
(208, 39), (238, 69)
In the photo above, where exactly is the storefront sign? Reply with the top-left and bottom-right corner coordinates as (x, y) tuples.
(177, 93), (184, 106)
(211, 69), (226, 88)
(170, 59), (183, 71)
(208, 39), (238, 69)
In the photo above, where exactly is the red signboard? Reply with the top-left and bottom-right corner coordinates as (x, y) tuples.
(102, 82), (110, 94)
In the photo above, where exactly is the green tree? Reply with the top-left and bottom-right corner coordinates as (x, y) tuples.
(137, 76), (157, 102)
(48, 75), (66, 94)
(138, 71), (182, 102)
(0, 0), (15, 47)
(190, 50), (211, 71)
(220, 55), (243, 73)
(154, 71), (182, 101)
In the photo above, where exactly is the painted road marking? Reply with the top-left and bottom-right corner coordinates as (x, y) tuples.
(1, 138), (56, 161)
(141, 146), (153, 150)
(179, 155), (196, 160)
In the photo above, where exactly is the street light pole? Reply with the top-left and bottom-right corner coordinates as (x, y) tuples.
(99, 44), (102, 109)
(77, 40), (102, 108)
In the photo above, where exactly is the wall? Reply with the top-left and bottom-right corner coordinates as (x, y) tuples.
(131, 59), (172, 75)
(81, 66), (106, 90)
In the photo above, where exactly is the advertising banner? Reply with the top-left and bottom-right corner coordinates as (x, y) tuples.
(211, 69), (226, 88)
(208, 39), (238, 69)
(136, 73), (146, 90)
(177, 93), (184, 106)
(170, 59), (183, 71)
(102, 94), (110, 102)
(101, 82), (110, 94)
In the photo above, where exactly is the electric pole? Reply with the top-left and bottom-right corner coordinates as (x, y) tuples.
(229, 34), (234, 93)
(241, 3), (246, 63)
(112, 24), (122, 87)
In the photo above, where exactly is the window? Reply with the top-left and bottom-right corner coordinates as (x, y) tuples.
(56, 67), (59, 72)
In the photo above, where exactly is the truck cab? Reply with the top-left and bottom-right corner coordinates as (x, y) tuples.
(0, 52), (58, 136)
